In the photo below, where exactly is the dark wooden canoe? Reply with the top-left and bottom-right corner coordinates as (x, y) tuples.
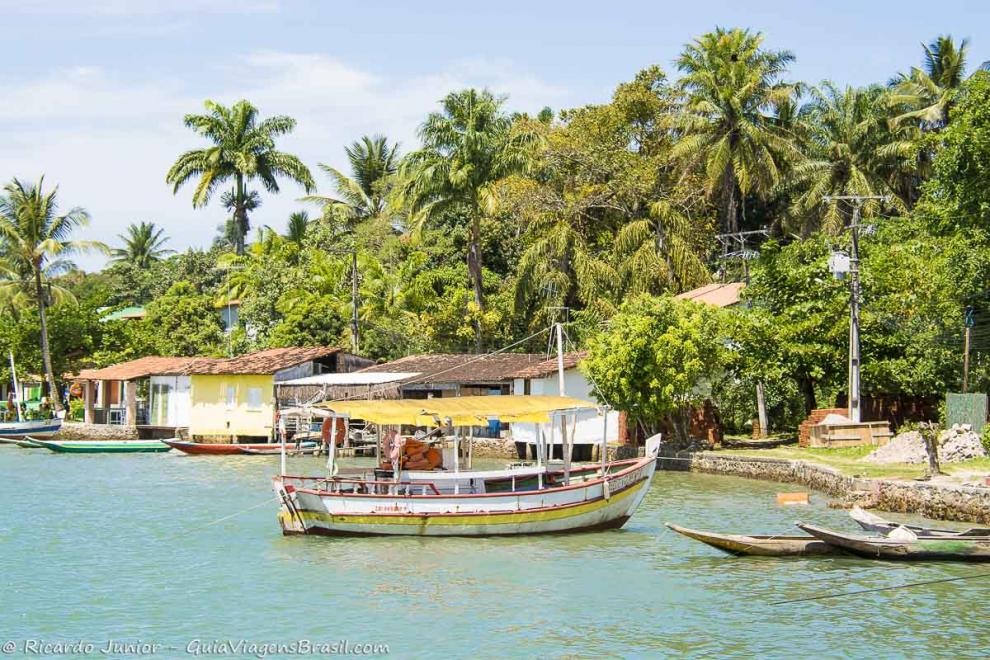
(665, 523), (841, 557)
(849, 506), (990, 537)
(797, 522), (990, 561)
(164, 440), (317, 455)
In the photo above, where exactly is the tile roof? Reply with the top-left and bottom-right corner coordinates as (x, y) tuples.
(74, 356), (209, 381)
(74, 347), (341, 380)
(360, 353), (546, 385)
(509, 351), (587, 379)
(189, 347), (341, 375)
(674, 282), (745, 308)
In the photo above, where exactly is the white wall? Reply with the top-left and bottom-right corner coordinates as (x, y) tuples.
(510, 369), (618, 445)
(149, 375), (191, 427)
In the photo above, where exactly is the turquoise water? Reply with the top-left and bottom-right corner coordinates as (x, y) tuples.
(2, 449), (989, 658)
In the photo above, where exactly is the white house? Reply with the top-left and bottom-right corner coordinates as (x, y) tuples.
(509, 352), (618, 459)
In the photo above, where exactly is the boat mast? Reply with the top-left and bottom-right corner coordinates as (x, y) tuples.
(8, 351), (22, 423)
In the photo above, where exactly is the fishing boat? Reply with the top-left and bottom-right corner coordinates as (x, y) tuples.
(665, 523), (841, 557)
(273, 395), (659, 537)
(31, 439), (173, 453)
(163, 440), (318, 456)
(849, 506), (990, 537)
(1, 351), (63, 439)
(797, 522), (990, 561)
(0, 417), (63, 440)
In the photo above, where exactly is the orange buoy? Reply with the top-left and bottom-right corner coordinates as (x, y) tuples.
(776, 492), (810, 505)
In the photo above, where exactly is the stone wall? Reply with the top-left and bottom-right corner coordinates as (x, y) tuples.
(56, 422), (139, 441)
(678, 451), (990, 524)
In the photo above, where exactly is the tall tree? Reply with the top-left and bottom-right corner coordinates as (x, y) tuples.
(305, 135), (399, 231)
(400, 89), (536, 348)
(0, 178), (106, 410)
(785, 83), (910, 234)
(110, 221), (174, 268)
(890, 35), (981, 130)
(166, 99), (314, 255)
(673, 27), (799, 233)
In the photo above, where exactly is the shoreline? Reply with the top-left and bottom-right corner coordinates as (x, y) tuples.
(662, 451), (990, 524)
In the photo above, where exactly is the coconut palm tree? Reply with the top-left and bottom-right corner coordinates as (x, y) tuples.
(0, 177), (106, 411)
(672, 27), (799, 233)
(285, 211), (309, 244)
(890, 35), (984, 130)
(110, 221), (174, 268)
(303, 135), (399, 238)
(785, 83), (909, 234)
(400, 89), (537, 348)
(166, 99), (314, 255)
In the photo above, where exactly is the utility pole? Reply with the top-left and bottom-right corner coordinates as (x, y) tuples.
(351, 248), (360, 354)
(823, 195), (887, 424)
(963, 306), (975, 393)
(715, 229), (769, 437)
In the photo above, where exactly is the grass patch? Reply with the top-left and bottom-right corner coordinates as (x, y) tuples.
(717, 445), (927, 479)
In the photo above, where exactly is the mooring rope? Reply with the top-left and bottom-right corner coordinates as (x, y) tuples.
(771, 571), (990, 604)
(173, 496), (278, 539)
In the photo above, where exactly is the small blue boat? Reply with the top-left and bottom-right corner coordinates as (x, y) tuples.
(0, 418), (62, 441)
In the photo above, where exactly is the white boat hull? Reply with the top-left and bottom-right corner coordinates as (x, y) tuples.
(0, 418), (62, 440)
(275, 456), (656, 537)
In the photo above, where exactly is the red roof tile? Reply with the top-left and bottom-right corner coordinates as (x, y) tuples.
(361, 353), (545, 385)
(674, 282), (745, 308)
(74, 347), (341, 380)
(509, 351), (587, 379)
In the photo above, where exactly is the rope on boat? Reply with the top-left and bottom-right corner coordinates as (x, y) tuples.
(771, 571), (990, 605)
(174, 497), (278, 538)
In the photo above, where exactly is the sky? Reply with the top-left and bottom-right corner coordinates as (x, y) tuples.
(1, 0), (988, 271)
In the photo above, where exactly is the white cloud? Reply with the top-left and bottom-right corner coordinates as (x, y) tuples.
(0, 51), (572, 271)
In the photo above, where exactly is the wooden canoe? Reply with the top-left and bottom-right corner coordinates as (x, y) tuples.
(849, 506), (990, 537)
(31, 439), (173, 453)
(797, 522), (990, 561)
(164, 440), (318, 455)
(665, 523), (841, 557)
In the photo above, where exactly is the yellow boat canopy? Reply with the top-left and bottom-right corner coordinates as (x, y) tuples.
(314, 395), (599, 426)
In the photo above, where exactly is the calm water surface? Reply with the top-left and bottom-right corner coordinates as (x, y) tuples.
(1, 449), (988, 658)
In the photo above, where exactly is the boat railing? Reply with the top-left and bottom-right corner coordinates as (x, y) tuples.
(282, 475), (441, 496)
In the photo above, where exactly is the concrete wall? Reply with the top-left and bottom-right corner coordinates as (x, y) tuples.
(189, 374), (274, 439)
(149, 375), (191, 427)
(680, 451), (990, 524)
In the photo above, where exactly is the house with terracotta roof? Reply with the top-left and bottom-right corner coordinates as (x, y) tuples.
(508, 351), (618, 459)
(73, 347), (372, 439)
(674, 282), (745, 308)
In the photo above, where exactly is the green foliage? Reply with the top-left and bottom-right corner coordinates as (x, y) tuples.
(111, 221), (173, 268)
(140, 281), (225, 357)
(920, 72), (990, 231)
(583, 296), (726, 441)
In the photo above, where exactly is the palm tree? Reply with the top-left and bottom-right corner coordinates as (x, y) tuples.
(110, 221), (174, 268)
(785, 83), (909, 234)
(0, 177), (106, 411)
(304, 135), (400, 233)
(400, 89), (536, 348)
(166, 99), (315, 255)
(672, 27), (799, 233)
(285, 211), (309, 244)
(614, 200), (710, 294)
(890, 35), (983, 130)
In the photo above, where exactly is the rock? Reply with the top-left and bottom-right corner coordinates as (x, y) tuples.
(863, 428), (987, 464)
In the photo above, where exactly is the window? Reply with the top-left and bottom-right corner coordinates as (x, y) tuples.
(150, 382), (172, 426)
(225, 385), (236, 410)
(247, 387), (263, 411)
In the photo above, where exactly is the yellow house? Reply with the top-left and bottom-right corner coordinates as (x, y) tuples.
(186, 347), (366, 441)
(189, 373), (276, 439)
